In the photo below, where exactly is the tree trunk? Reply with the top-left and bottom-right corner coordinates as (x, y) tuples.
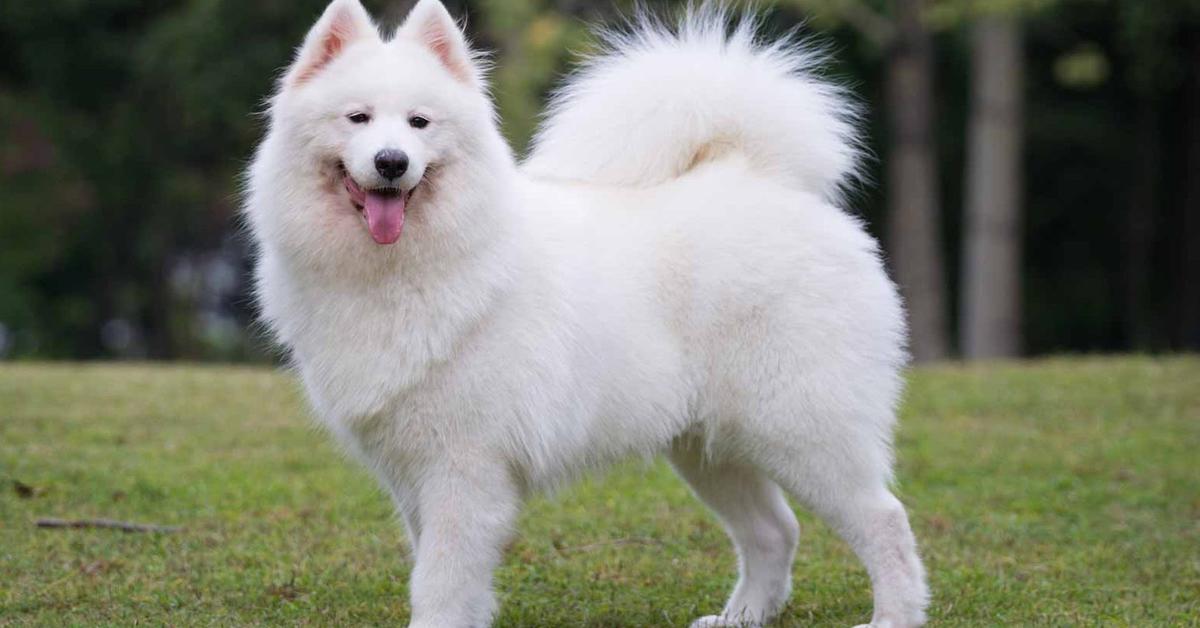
(886, 0), (949, 362)
(1178, 29), (1200, 350)
(960, 16), (1024, 359)
(1122, 97), (1159, 349)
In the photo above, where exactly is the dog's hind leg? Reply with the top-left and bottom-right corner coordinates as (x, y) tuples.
(763, 432), (929, 628)
(669, 436), (800, 628)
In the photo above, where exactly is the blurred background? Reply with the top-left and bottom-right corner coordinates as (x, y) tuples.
(0, 0), (1197, 363)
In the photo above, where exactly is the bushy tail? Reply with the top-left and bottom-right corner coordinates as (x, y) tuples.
(523, 6), (862, 201)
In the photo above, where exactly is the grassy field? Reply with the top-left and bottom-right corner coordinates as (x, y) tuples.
(1, 358), (1198, 626)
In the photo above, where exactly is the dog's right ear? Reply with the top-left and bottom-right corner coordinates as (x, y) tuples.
(284, 0), (377, 88)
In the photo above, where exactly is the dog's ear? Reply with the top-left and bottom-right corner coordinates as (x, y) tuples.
(397, 0), (481, 87)
(285, 0), (377, 88)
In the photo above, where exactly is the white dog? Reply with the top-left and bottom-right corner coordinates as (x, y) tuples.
(245, 0), (929, 626)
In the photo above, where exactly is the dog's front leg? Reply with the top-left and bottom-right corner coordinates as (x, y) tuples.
(406, 461), (521, 628)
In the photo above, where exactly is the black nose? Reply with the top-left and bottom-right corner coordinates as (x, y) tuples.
(374, 149), (409, 180)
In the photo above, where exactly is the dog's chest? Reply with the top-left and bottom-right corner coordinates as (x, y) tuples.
(272, 277), (487, 427)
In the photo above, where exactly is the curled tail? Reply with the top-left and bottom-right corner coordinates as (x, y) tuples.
(523, 6), (862, 201)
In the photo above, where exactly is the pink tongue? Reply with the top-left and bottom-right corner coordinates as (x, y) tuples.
(363, 191), (405, 245)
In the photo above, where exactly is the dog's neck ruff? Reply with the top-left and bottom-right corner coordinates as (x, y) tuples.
(261, 199), (522, 425)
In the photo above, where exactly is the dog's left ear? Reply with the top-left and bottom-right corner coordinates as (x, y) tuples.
(397, 0), (481, 87)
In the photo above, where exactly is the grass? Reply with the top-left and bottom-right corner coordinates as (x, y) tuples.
(1, 357), (1198, 626)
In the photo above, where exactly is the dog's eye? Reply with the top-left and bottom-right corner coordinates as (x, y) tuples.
(408, 115), (430, 129)
(347, 112), (371, 124)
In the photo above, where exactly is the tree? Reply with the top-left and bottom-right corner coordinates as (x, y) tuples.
(792, 0), (951, 361)
(1174, 17), (1200, 350)
(886, 0), (951, 361)
(959, 13), (1023, 359)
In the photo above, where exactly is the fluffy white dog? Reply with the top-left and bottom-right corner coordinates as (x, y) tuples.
(245, 0), (929, 626)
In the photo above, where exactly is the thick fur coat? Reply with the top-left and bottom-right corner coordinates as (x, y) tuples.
(244, 1), (929, 626)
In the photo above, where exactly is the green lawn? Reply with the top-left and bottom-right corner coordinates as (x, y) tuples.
(1, 358), (1198, 626)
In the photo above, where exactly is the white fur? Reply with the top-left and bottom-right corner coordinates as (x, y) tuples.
(245, 1), (929, 626)
(525, 8), (862, 202)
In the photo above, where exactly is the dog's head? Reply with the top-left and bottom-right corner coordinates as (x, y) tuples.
(249, 0), (508, 269)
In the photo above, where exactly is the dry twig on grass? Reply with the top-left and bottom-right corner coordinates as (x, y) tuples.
(35, 518), (181, 533)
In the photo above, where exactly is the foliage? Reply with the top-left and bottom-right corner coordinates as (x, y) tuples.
(0, 0), (1198, 359)
(1, 357), (1198, 624)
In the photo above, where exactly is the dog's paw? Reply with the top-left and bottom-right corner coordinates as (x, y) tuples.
(690, 615), (759, 628)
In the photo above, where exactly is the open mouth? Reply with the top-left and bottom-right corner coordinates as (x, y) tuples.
(339, 162), (418, 245)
